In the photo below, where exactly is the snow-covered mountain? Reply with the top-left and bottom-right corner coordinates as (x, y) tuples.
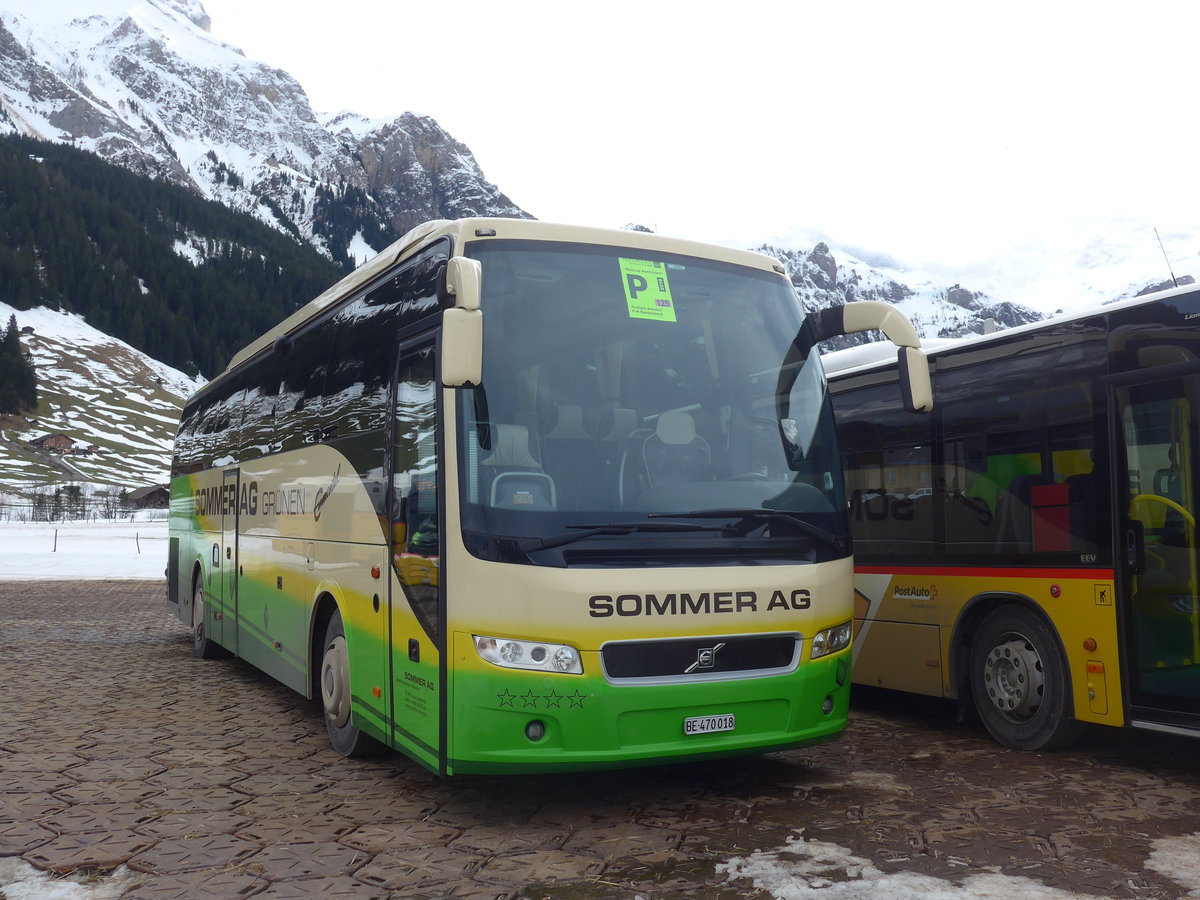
(2, 0), (1192, 320)
(0, 301), (200, 499)
(0, 0), (1058, 339)
(756, 219), (1200, 346)
(755, 241), (1042, 349)
(0, 0), (528, 266)
(960, 222), (1200, 317)
(762, 220), (1200, 329)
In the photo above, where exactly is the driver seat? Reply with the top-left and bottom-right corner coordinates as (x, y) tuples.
(480, 424), (557, 509)
(622, 411), (711, 504)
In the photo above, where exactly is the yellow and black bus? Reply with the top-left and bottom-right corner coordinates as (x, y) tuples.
(168, 217), (928, 774)
(827, 282), (1200, 750)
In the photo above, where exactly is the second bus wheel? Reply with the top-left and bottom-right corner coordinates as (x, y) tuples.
(192, 579), (227, 660)
(320, 609), (385, 757)
(968, 605), (1084, 751)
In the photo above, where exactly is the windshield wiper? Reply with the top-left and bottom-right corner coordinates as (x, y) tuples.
(648, 508), (842, 548)
(517, 520), (723, 553)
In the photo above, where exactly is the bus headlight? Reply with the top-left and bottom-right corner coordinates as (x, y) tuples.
(810, 621), (852, 660)
(474, 636), (583, 674)
(552, 646), (579, 672)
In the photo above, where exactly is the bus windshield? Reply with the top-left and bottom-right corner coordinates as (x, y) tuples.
(459, 239), (847, 565)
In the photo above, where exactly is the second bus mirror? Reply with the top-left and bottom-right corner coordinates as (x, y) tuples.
(898, 346), (933, 414)
(442, 307), (483, 387)
(438, 257), (482, 310)
(778, 418), (804, 468)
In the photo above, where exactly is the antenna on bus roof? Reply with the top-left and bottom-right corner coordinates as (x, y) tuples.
(1155, 226), (1179, 288)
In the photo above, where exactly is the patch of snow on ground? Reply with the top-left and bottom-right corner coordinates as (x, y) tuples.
(0, 859), (137, 899)
(348, 229), (378, 267)
(719, 830), (1200, 899)
(1147, 833), (1200, 898)
(172, 238), (204, 266)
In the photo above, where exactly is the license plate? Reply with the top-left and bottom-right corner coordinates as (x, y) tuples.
(683, 714), (735, 735)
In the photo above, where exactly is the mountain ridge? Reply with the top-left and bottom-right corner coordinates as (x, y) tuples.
(0, 0), (529, 269)
(0, 0), (1070, 343)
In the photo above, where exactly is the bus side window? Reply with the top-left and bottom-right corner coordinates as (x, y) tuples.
(844, 444), (934, 559)
(392, 345), (439, 640)
(836, 380), (934, 562)
(236, 353), (285, 461)
(275, 324), (335, 453)
(941, 342), (1107, 562)
(1030, 383), (1106, 559)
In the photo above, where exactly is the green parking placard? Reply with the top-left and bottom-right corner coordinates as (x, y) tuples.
(619, 258), (676, 322)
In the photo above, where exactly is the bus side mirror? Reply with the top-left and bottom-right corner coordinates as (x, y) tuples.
(808, 301), (933, 413)
(442, 308), (483, 387)
(440, 257), (484, 387)
(438, 256), (482, 310)
(778, 418), (805, 468)
(898, 346), (933, 414)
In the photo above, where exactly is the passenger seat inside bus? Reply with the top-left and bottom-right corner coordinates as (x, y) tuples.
(1064, 463), (1101, 552)
(542, 404), (637, 510)
(1153, 446), (1182, 502)
(480, 424), (557, 510)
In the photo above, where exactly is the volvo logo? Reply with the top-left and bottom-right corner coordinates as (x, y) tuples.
(685, 642), (726, 674)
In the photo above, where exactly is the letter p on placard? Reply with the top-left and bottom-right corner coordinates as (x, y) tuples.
(619, 257), (677, 322)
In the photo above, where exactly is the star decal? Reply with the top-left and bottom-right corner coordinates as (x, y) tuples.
(495, 688), (586, 710)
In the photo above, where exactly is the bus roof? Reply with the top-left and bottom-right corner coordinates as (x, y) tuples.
(821, 278), (1200, 380)
(221, 217), (787, 377)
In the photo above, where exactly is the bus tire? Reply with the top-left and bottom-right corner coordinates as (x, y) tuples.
(968, 605), (1083, 751)
(320, 610), (384, 757)
(192, 579), (226, 660)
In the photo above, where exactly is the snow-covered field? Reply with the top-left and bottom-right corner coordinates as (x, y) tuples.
(0, 516), (167, 580)
(0, 300), (201, 496)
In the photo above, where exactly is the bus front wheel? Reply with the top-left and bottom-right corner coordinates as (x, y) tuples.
(320, 610), (384, 757)
(968, 605), (1083, 751)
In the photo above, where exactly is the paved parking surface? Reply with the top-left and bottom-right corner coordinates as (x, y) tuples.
(3, 580), (1200, 898)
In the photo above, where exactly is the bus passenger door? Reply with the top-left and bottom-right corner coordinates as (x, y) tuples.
(389, 340), (443, 768)
(218, 467), (239, 653)
(1115, 375), (1200, 726)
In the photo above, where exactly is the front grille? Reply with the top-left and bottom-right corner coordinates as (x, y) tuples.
(601, 633), (800, 681)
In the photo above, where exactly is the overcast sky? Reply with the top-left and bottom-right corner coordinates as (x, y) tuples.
(199, 0), (1198, 272)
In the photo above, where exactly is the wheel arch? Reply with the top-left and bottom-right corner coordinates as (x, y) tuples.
(188, 557), (205, 615)
(949, 592), (1070, 701)
(309, 589), (343, 701)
